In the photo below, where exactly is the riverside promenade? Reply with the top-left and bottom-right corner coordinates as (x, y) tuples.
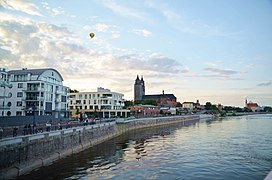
(0, 115), (200, 179)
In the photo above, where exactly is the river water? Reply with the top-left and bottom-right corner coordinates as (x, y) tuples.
(19, 114), (272, 180)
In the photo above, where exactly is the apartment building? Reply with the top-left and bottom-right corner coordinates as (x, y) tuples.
(0, 68), (69, 119)
(69, 87), (130, 119)
(0, 68), (13, 117)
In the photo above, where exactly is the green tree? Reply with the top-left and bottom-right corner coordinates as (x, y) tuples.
(69, 89), (79, 93)
(124, 100), (134, 108)
(176, 102), (182, 107)
(135, 100), (157, 106)
(204, 102), (212, 110)
(75, 107), (81, 119)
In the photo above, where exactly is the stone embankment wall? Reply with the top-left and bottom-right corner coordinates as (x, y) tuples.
(0, 115), (199, 179)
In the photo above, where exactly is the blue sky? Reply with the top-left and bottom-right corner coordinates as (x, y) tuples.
(0, 0), (272, 107)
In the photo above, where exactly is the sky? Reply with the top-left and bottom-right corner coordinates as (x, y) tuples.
(0, 0), (272, 107)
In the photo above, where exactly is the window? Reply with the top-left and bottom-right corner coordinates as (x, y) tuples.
(17, 101), (22, 106)
(7, 102), (11, 107)
(18, 83), (23, 88)
(85, 94), (87, 99)
(94, 100), (96, 104)
(79, 94), (82, 99)
(89, 94), (92, 99)
(83, 100), (86, 104)
(17, 92), (23, 97)
(7, 111), (11, 116)
(16, 111), (22, 116)
(85, 106), (88, 109)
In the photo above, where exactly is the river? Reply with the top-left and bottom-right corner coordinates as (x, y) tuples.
(18, 114), (272, 180)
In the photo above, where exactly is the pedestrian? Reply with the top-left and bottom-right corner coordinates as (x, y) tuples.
(23, 124), (27, 135)
(46, 121), (51, 132)
(13, 127), (18, 137)
(0, 127), (3, 139)
(28, 124), (32, 134)
(33, 123), (37, 134)
(58, 122), (62, 130)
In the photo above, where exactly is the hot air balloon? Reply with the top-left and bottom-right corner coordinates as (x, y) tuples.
(89, 32), (95, 38)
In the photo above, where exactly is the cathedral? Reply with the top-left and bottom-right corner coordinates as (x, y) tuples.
(134, 75), (177, 104)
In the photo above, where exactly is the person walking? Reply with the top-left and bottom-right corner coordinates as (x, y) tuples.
(0, 127), (3, 139)
(13, 127), (18, 137)
(23, 124), (27, 135)
(46, 121), (51, 132)
(28, 124), (32, 134)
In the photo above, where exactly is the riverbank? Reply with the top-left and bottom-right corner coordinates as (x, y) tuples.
(0, 115), (200, 179)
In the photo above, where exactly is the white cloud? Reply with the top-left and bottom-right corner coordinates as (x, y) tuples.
(0, 11), (185, 96)
(146, 1), (236, 38)
(205, 61), (223, 67)
(41, 2), (69, 17)
(1, 0), (43, 16)
(132, 29), (152, 38)
(94, 23), (110, 32)
(101, 0), (146, 20)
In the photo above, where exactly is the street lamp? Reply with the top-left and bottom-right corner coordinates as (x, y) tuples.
(30, 103), (36, 134)
(32, 105), (36, 134)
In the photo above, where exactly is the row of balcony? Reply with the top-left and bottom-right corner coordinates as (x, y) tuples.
(0, 79), (13, 88)
(0, 105), (11, 109)
(22, 88), (65, 94)
(21, 106), (67, 111)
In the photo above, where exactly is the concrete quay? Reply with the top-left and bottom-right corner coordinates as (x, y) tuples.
(0, 115), (199, 179)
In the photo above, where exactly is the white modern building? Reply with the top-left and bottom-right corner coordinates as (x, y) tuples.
(0, 68), (13, 116)
(69, 87), (130, 119)
(0, 68), (69, 119)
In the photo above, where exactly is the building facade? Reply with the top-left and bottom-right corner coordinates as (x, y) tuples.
(69, 87), (130, 119)
(0, 68), (13, 117)
(134, 75), (145, 101)
(134, 75), (177, 105)
(129, 104), (160, 118)
(0, 68), (69, 119)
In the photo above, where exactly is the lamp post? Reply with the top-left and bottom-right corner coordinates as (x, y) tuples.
(32, 104), (36, 134)
(99, 107), (102, 124)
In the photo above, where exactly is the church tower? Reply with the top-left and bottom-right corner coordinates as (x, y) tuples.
(134, 75), (145, 101)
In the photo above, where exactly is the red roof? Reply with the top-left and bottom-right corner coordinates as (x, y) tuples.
(247, 103), (258, 108)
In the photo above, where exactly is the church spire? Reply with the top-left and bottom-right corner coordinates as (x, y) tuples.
(136, 75), (140, 81)
(141, 75), (144, 81)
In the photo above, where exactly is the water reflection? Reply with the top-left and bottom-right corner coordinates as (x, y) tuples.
(18, 115), (272, 180)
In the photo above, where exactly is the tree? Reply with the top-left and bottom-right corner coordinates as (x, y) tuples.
(176, 102), (182, 107)
(124, 100), (134, 108)
(204, 102), (212, 110)
(75, 107), (81, 119)
(69, 89), (79, 93)
(205, 102), (218, 111)
(264, 106), (272, 112)
(135, 100), (157, 106)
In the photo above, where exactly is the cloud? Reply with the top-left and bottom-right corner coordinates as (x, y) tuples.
(41, 2), (65, 16)
(101, 53), (183, 74)
(101, 0), (146, 20)
(1, 0), (43, 16)
(94, 23), (110, 32)
(205, 61), (223, 67)
(0, 12), (185, 93)
(146, 1), (236, 38)
(257, 80), (272, 86)
(132, 29), (152, 38)
(204, 68), (238, 75)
